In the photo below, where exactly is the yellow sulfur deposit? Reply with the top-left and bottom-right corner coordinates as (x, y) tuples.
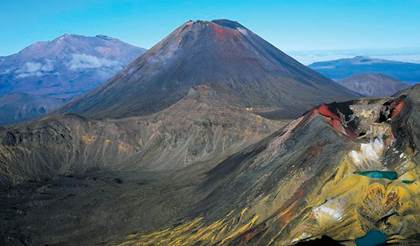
(120, 209), (259, 246)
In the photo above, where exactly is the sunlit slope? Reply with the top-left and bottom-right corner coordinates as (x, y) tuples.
(120, 86), (420, 245)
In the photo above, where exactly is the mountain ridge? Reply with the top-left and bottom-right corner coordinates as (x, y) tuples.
(310, 56), (420, 83)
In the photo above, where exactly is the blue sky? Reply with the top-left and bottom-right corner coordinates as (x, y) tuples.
(1, 0), (420, 56)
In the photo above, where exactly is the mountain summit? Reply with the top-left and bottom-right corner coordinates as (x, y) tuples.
(0, 34), (145, 125)
(0, 34), (145, 99)
(64, 19), (358, 119)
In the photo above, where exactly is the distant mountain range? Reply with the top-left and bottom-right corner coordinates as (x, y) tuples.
(289, 48), (420, 65)
(309, 56), (420, 84)
(0, 34), (145, 125)
(337, 73), (409, 97)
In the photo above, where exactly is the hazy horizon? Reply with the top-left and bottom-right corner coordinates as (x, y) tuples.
(2, 33), (420, 65)
(288, 47), (420, 65)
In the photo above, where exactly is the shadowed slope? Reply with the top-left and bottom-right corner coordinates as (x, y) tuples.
(338, 73), (409, 97)
(0, 85), (286, 245)
(0, 93), (67, 126)
(0, 85), (285, 186)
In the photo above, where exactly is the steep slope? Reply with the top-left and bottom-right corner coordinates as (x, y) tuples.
(0, 93), (67, 126)
(310, 56), (420, 84)
(338, 73), (409, 97)
(1, 86), (418, 245)
(64, 19), (358, 119)
(0, 34), (145, 124)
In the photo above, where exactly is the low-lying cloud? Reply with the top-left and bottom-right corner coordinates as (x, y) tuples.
(15, 60), (54, 78)
(68, 53), (121, 70)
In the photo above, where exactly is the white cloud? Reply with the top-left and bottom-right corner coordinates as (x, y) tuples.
(41, 60), (54, 72)
(22, 62), (42, 73)
(68, 53), (120, 70)
(15, 60), (54, 78)
(16, 72), (42, 78)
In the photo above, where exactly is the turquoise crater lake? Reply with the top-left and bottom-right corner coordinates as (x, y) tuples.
(355, 230), (387, 246)
(355, 171), (398, 180)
